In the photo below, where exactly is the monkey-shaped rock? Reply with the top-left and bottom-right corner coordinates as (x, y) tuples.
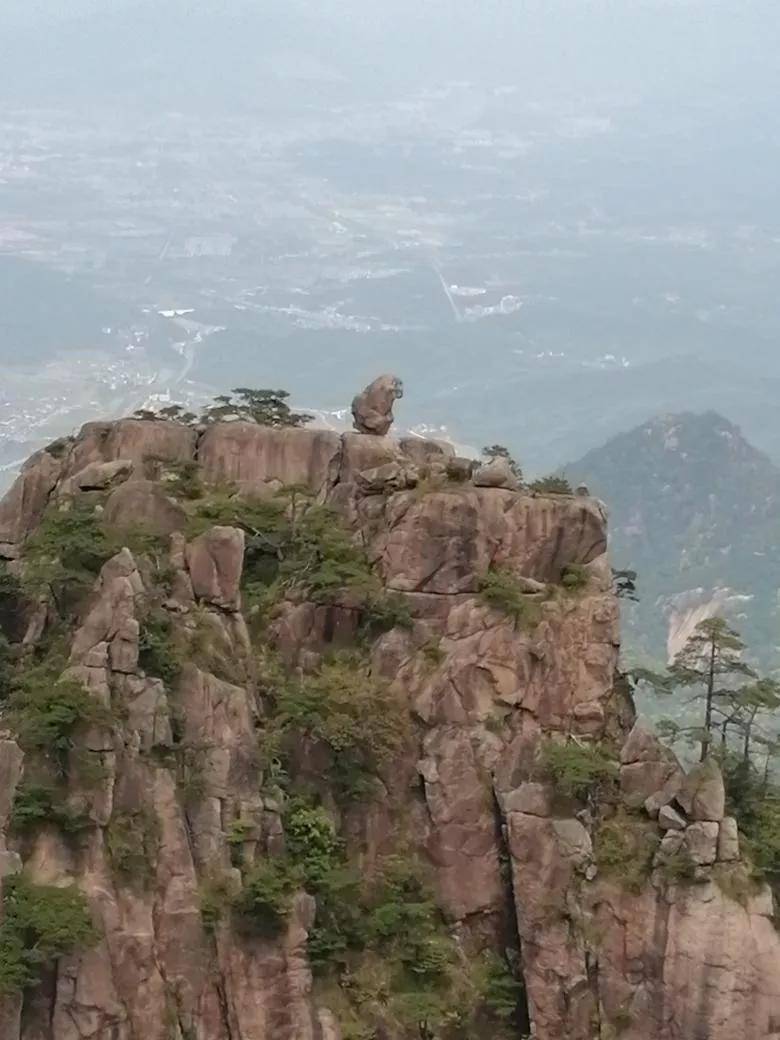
(351, 374), (403, 435)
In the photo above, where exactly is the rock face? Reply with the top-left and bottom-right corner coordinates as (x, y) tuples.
(351, 374), (403, 435)
(0, 408), (778, 1040)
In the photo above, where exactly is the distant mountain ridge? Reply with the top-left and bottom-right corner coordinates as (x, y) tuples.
(566, 410), (780, 668)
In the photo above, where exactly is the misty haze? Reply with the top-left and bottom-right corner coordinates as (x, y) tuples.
(2, 0), (780, 480)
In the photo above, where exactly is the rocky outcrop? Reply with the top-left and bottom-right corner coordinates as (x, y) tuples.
(0, 403), (778, 1040)
(199, 422), (342, 497)
(351, 374), (403, 435)
(186, 526), (245, 610)
(0, 447), (64, 557)
(472, 458), (520, 491)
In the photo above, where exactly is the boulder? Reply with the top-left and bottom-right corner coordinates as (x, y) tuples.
(70, 458), (134, 492)
(186, 526), (245, 610)
(659, 805), (687, 831)
(103, 480), (186, 536)
(501, 782), (554, 817)
(356, 462), (416, 495)
(472, 458), (520, 490)
(351, 374), (403, 435)
(684, 821), (719, 866)
(655, 829), (684, 866)
(621, 760), (681, 810)
(718, 817), (740, 862)
(677, 758), (726, 822)
(398, 437), (454, 466)
(445, 456), (476, 482)
(644, 771), (685, 818)
(621, 717), (667, 764)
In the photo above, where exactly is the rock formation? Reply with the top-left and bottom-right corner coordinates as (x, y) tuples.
(0, 403), (777, 1040)
(351, 373), (403, 435)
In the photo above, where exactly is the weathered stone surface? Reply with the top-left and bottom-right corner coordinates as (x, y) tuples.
(644, 770), (685, 818)
(64, 418), (196, 480)
(658, 805), (686, 830)
(684, 820), (719, 866)
(472, 458), (520, 490)
(507, 810), (596, 1037)
(374, 488), (608, 593)
(398, 437), (454, 466)
(356, 462), (416, 494)
(620, 760), (681, 810)
(199, 421), (341, 496)
(186, 525), (245, 610)
(351, 373), (403, 435)
(621, 716), (666, 764)
(445, 456), (476, 482)
(0, 447), (63, 553)
(718, 816), (740, 861)
(103, 480), (186, 536)
(418, 728), (503, 919)
(501, 782), (553, 817)
(69, 458), (134, 492)
(677, 757), (726, 821)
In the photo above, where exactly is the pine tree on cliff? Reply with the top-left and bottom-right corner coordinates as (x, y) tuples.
(669, 617), (754, 761)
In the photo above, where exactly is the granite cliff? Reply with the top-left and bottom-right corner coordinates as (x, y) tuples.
(0, 379), (777, 1040)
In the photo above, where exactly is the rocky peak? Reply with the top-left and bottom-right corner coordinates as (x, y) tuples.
(567, 410), (780, 666)
(0, 385), (777, 1040)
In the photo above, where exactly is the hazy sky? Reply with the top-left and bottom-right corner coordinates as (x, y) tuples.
(4, 0), (779, 108)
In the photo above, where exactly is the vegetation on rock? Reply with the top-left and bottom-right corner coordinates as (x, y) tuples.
(0, 876), (97, 995)
(11, 782), (91, 837)
(528, 474), (572, 495)
(540, 740), (618, 800)
(482, 444), (522, 480)
(479, 567), (542, 629)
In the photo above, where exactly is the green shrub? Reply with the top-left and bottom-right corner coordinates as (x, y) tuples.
(159, 459), (203, 499)
(733, 795), (780, 888)
(660, 848), (697, 884)
(540, 740), (618, 800)
(0, 875), (97, 995)
(421, 639), (445, 669)
(226, 818), (256, 867)
(594, 811), (658, 893)
(200, 874), (232, 934)
(8, 670), (110, 774)
(0, 563), (24, 641)
(11, 783), (91, 837)
(280, 505), (376, 604)
(233, 857), (301, 938)
(138, 610), (182, 685)
(285, 802), (341, 890)
(529, 475), (573, 495)
(482, 445), (522, 480)
(0, 634), (13, 703)
(273, 653), (408, 799)
(561, 563), (589, 591)
(22, 499), (114, 607)
(713, 863), (760, 906)
(106, 808), (160, 885)
(479, 951), (525, 1023)
(201, 387), (311, 428)
(360, 592), (413, 639)
(479, 567), (542, 629)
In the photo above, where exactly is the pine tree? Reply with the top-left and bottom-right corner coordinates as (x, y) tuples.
(669, 617), (754, 761)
